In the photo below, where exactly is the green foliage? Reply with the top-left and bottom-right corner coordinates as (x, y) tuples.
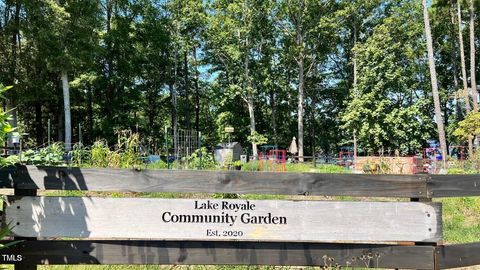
(70, 143), (90, 167)
(147, 160), (168, 170)
(341, 0), (433, 154)
(0, 84), (14, 146)
(2, 0), (479, 161)
(89, 140), (111, 168)
(247, 131), (268, 146)
(88, 131), (143, 169)
(453, 112), (480, 141)
(241, 160), (260, 171)
(186, 147), (217, 170)
(0, 155), (19, 168)
(21, 143), (65, 166)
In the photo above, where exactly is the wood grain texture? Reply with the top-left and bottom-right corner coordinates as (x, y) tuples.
(9, 165), (429, 197)
(436, 242), (480, 269)
(0, 240), (436, 269)
(428, 174), (480, 197)
(5, 196), (442, 243)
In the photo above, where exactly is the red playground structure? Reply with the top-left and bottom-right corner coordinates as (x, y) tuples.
(259, 149), (286, 172)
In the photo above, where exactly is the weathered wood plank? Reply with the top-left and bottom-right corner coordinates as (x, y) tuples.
(0, 240), (436, 269)
(5, 197), (442, 243)
(436, 242), (480, 269)
(8, 165), (429, 197)
(428, 174), (480, 197)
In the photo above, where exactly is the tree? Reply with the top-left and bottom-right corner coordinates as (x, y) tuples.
(469, 0), (478, 111)
(342, 0), (433, 154)
(453, 111), (480, 141)
(24, 0), (100, 150)
(205, 0), (276, 157)
(456, 0), (472, 113)
(423, 0), (448, 169)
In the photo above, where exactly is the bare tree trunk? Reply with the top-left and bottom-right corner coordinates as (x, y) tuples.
(61, 71), (72, 151)
(297, 50), (304, 162)
(193, 46), (200, 132)
(458, 0), (472, 112)
(296, 4), (305, 162)
(469, 0), (478, 111)
(171, 54), (178, 156)
(35, 102), (43, 146)
(353, 22), (358, 93)
(423, 0), (448, 170)
(270, 90), (277, 146)
(6, 0), (21, 129)
(456, 0), (474, 156)
(450, 1), (462, 120)
(247, 96), (257, 157)
(87, 85), (93, 144)
(244, 36), (257, 157)
(184, 51), (191, 129)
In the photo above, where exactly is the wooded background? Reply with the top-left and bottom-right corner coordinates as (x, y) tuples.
(0, 0), (478, 157)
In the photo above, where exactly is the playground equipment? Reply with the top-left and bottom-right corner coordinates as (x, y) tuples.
(337, 146), (354, 168)
(259, 146), (286, 172)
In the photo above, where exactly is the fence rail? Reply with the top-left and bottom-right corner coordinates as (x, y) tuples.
(0, 165), (479, 269)
(0, 165), (478, 198)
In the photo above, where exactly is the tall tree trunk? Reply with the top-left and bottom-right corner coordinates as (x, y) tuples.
(456, 0), (474, 156)
(270, 90), (277, 146)
(247, 96), (257, 158)
(450, 1), (462, 120)
(35, 102), (43, 146)
(469, 0), (478, 111)
(423, 0), (448, 170)
(244, 36), (257, 157)
(296, 5), (305, 162)
(6, 0), (21, 129)
(457, 0), (471, 112)
(184, 51), (191, 130)
(193, 46), (200, 132)
(352, 21), (358, 93)
(310, 93), (317, 162)
(87, 85), (93, 144)
(61, 71), (72, 151)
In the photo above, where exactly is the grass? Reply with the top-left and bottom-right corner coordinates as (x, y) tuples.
(439, 197), (480, 243)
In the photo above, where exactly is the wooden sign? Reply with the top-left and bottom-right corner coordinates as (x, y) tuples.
(6, 197), (442, 243)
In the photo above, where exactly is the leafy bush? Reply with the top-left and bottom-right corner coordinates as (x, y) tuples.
(90, 140), (111, 167)
(0, 84), (14, 145)
(0, 155), (19, 168)
(70, 143), (90, 167)
(21, 143), (64, 166)
(186, 147), (217, 170)
(241, 160), (260, 171)
(147, 159), (168, 170)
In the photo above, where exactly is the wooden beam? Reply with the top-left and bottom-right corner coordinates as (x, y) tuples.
(5, 196), (442, 243)
(6, 165), (429, 198)
(428, 175), (480, 197)
(436, 242), (480, 269)
(0, 240), (436, 269)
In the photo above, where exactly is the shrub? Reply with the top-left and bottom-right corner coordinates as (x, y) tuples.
(241, 160), (260, 171)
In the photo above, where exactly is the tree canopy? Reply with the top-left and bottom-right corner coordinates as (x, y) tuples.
(0, 0), (479, 156)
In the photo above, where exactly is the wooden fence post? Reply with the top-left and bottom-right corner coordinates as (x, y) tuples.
(13, 188), (37, 270)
